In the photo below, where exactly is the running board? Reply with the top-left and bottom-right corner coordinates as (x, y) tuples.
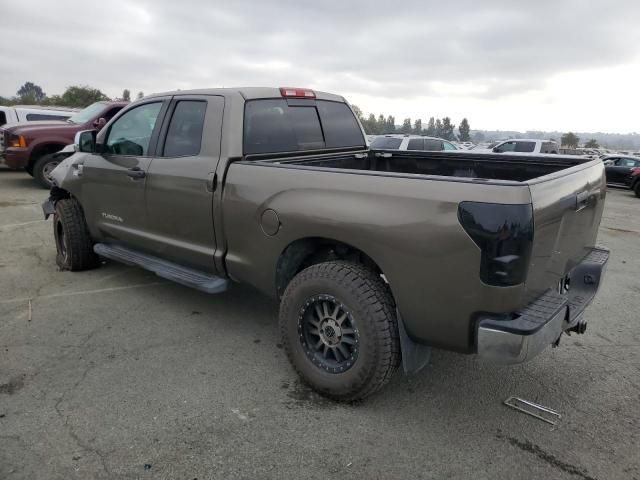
(94, 243), (229, 294)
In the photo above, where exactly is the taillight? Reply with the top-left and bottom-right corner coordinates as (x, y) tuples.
(7, 133), (27, 148)
(631, 167), (640, 176)
(458, 202), (534, 286)
(280, 87), (316, 98)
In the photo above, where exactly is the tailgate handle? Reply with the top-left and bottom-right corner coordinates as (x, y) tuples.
(575, 190), (589, 211)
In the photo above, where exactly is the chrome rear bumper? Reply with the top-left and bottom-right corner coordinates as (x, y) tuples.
(476, 246), (609, 364)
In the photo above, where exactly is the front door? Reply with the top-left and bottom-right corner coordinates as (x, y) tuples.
(81, 99), (168, 247)
(143, 95), (224, 274)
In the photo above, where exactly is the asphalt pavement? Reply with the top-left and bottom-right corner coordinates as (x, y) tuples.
(0, 169), (638, 479)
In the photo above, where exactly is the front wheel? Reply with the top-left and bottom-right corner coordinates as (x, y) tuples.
(33, 153), (64, 189)
(53, 199), (99, 271)
(279, 261), (400, 401)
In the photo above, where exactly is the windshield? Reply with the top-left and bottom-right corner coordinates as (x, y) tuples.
(67, 102), (106, 124)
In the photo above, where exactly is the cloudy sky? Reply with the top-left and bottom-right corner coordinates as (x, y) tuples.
(3, 0), (640, 132)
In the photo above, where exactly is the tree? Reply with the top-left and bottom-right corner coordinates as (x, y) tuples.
(384, 115), (395, 134)
(584, 138), (599, 148)
(0, 96), (12, 106)
(60, 86), (110, 107)
(377, 114), (385, 134)
(137, 91), (144, 100)
(365, 114), (379, 134)
(17, 81), (46, 104)
(400, 118), (412, 134)
(413, 119), (422, 135)
(435, 118), (444, 138)
(122, 89), (131, 102)
(440, 117), (456, 141)
(425, 117), (436, 136)
(458, 118), (471, 142)
(561, 132), (580, 148)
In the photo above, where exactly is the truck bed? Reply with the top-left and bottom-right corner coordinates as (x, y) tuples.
(268, 150), (591, 182)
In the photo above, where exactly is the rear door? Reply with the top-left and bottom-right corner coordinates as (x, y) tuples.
(81, 99), (169, 246)
(143, 95), (224, 274)
(524, 160), (606, 303)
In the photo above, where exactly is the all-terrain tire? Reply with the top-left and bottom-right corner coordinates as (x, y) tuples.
(34, 153), (64, 189)
(279, 261), (400, 402)
(53, 199), (99, 271)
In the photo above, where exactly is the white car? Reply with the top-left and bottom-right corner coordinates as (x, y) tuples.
(370, 134), (458, 151)
(0, 105), (78, 127)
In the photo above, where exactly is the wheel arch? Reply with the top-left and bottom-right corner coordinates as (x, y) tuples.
(275, 236), (388, 300)
(28, 142), (66, 168)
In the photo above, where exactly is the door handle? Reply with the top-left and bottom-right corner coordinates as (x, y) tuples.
(126, 167), (146, 179)
(575, 190), (589, 211)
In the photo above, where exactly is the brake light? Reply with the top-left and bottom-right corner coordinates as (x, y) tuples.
(7, 133), (27, 148)
(631, 167), (640, 176)
(280, 87), (316, 98)
(458, 202), (534, 286)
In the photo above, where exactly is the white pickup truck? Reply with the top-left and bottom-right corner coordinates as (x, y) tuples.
(487, 139), (559, 154)
(0, 105), (77, 127)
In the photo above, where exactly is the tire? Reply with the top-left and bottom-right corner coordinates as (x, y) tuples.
(53, 199), (99, 271)
(634, 182), (640, 198)
(33, 153), (62, 189)
(24, 165), (34, 177)
(279, 261), (400, 401)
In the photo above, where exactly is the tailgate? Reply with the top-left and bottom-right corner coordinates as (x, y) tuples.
(524, 160), (606, 302)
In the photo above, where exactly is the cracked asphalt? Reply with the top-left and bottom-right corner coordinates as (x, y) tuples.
(0, 169), (639, 480)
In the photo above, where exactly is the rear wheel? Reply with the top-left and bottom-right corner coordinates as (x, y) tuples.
(53, 199), (99, 271)
(634, 182), (640, 198)
(279, 261), (400, 401)
(34, 153), (62, 189)
(24, 165), (34, 177)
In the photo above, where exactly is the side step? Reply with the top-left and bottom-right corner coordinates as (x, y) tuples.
(94, 243), (229, 294)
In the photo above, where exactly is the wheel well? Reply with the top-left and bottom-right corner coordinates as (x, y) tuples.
(49, 186), (71, 202)
(275, 238), (385, 298)
(29, 143), (65, 168)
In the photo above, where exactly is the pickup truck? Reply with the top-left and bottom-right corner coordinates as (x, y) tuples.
(44, 87), (609, 401)
(0, 101), (127, 188)
(477, 139), (559, 155)
(0, 105), (77, 127)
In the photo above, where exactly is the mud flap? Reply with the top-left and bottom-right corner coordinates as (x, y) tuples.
(397, 309), (431, 374)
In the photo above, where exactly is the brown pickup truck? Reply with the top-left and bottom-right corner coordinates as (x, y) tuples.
(44, 87), (609, 401)
(0, 101), (127, 187)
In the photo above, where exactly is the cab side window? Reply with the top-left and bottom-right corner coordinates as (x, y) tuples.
(105, 102), (162, 156)
(162, 101), (207, 157)
(407, 138), (424, 150)
(443, 141), (457, 151)
(514, 141), (535, 153)
(495, 141), (516, 152)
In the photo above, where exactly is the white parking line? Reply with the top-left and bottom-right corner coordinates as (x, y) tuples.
(0, 282), (170, 305)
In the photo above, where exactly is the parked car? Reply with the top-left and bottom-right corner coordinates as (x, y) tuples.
(479, 139), (559, 154)
(629, 167), (640, 197)
(0, 101), (128, 187)
(602, 155), (640, 187)
(44, 87), (609, 401)
(0, 105), (77, 127)
(370, 134), (458, 151)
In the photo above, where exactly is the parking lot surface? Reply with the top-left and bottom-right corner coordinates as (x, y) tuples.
(1, 169), (639, 480)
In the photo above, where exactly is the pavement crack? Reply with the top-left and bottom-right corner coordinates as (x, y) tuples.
(498, 434), (598, 480)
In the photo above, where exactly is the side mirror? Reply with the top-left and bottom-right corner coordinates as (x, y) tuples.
(75, 130), (97, 153)
(92, 117), (107, 129)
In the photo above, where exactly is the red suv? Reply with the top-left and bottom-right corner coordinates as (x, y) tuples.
(0, 101), (127, 187)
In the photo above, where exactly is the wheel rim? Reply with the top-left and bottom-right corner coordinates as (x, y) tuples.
(55, 218), (68, 261)
(42, 160), (60, 184)
(297, 294), (359, 373)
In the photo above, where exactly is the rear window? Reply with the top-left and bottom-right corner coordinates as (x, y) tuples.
(0, 111), (6, 126)
(424, 139), (443, 151)
(243, 99), (364, 155)
(370, 137), (403, 149)
(25, 113), (69, 121)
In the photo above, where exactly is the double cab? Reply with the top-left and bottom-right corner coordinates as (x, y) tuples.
(44, 87), (609, 401)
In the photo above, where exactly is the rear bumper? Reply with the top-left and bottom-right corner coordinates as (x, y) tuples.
(476, 246), (609, 364)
